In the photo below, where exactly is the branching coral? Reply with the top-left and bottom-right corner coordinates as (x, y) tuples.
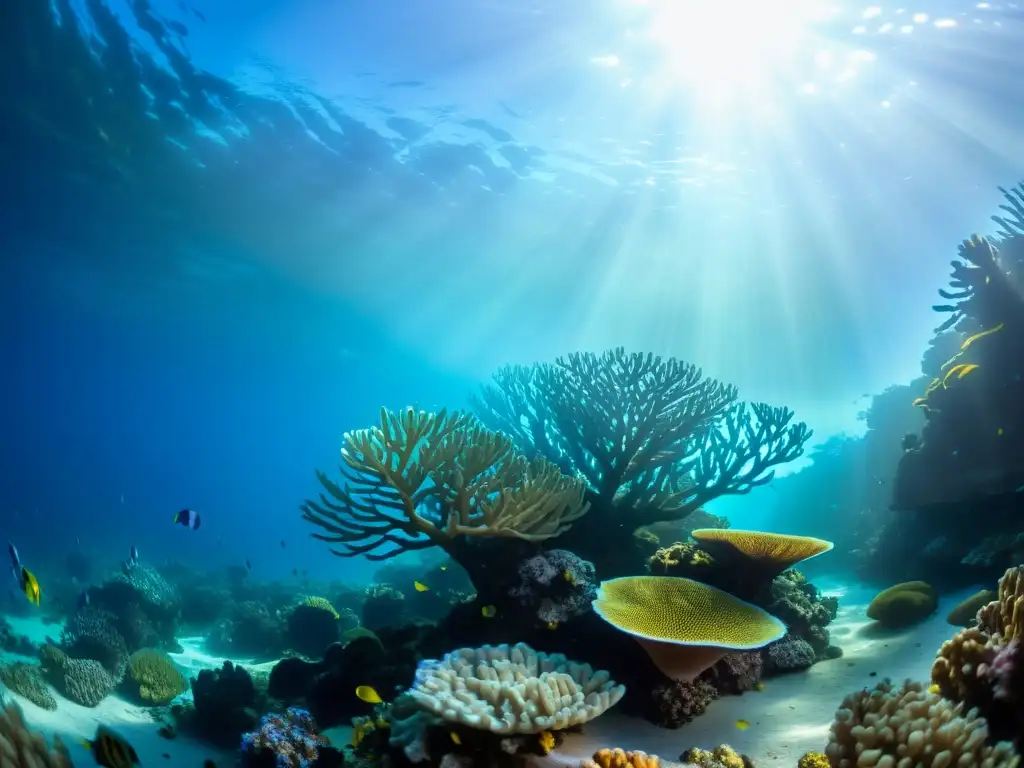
(471, 349), (811, 533)
(301, 408), (590, 573)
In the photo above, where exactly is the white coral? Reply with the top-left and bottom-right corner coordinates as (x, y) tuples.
(407, 642), (625, 735)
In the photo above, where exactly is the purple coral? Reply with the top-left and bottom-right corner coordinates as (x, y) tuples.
(986, 638), (1024, 702)
(241, 707), (329, 768)
(509, 549), (596, 625)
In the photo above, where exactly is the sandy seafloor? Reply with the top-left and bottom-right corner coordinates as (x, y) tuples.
(0, 578), (980, 767)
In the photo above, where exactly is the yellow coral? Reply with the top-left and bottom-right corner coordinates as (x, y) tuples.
(126, 649), (188, 705)
(690, 529), (833, 578)
(797, 752), (829, 768)
(538, 730), (555, 754)
(582, 748), (660, 768)
(681, 745), (748, 768)
(647, 542), (714, 575)
(593, 576), (785, 681)
(302, 596), (340, 620)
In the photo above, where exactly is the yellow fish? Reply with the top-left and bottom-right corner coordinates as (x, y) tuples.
(20, 567), (40, 606)
(83, 725), (140, 768)
(735, 719), (751, 731)
(928, 683), (940, 694)
(562, 569), (576, 585)
(753, 681), (765, 692)
(355, 685), (383, 704)
(440, 565), (448, 571)
(961, 323), (1003, 350)
(450, 731), (462, 745)
(413, 581), (430, 593)
(481, 605), (497, 618)
(547, 620), (559, 630)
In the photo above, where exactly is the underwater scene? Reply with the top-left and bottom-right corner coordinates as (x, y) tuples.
(4, 0), (1024, 766)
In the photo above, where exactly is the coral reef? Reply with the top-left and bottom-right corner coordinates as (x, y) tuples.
(471, 349), (811, 575)
(241, 707), (341, 768)
(826, 679), (1018, 768)
(60, 606), (129, 676)
(0, 663), (57, 710)
(405, 642), (624, 734)
(123, 648), (187, 705)
(182, 660), (262, 748)
(509, 549), (596, 627)
(302, 407), (589, 600)
(38, 646), (115, 707)
(0, 697), (71, 768)
(581, 748), (661, 768)
(681, 745), (751, 768)
(286, 598), (341, 658)
(207, 600), (284, 659)
(361, 584), (406, 632)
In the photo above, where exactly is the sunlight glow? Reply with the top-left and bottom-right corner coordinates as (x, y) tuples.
(638, 0), (840, 93)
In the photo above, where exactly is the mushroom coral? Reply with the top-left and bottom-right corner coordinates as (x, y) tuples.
(591, 576), (785, 682)
(689, 529), (833, 582)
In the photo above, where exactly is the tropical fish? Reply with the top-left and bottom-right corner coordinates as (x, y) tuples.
(753, 681), (765, 692)
(413, 581), (430, 593)
(8, 542), (40, 606)
(450, 731), (462, 745)
(440, 565), (448, 571)
(735, 719), (751, 731)
(481, 605), (497, 618)
(355, 685), (382, 704)
(77, 589), (90, 611)
(563, 569), (576, 585)
(83, 725), (140, 768)
(245, 559), (252, 571)
(173, 508), (201, 530)
(130, 545), (139, 564)
(546, 620), (559, 630)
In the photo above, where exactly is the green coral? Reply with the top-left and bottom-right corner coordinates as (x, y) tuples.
(125, 649), (187, 705)
(0, 663), (57, 710)
(302, 596), (340, 619)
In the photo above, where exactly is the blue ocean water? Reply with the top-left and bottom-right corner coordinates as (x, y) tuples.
(3, 0), (1024, 765)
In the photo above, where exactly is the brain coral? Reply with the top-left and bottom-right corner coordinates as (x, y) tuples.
(126, 649), (187, 705)
(592, 576), (785, 682)
(407, 642), (625, 734)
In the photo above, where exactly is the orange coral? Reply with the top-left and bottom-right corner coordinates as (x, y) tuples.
(581, 748), (660, 768)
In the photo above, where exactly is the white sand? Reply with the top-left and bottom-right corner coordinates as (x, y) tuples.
(0, 581), (982, 767)
(547, 582), (978, 767)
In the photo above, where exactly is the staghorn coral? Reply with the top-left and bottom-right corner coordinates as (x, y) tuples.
(302, 408), (589, 595)
(406, 642), (624, 734)
(471, 349), (810, 575)
(0, 664), (57, 711)
(124, 649), (187, 705)
(826, 679), (1019, 768)
(0, 697), (71, 768)
(581, 748), (661, 768)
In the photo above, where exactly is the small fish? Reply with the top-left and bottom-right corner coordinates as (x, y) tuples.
(77, 589), (91, 611)
(18, 567), (40, 606)
(440, 565), (448, 571)
(481, 605), (497, 618)
(83, 725), (140, 768)
(8, 541), (21, 574)
(928, 683), (940, 694)
(130, 545), (139, 564)
(413, 581), (430, 593)
(753, 681), (765, 692)
(735, 719), (751, 731)
(280, 539), (287, 548)
(355, 685), (382, 704)
(450, 731), (462, 746)
(562, 569), (576, 585)
(245, 559), (252, 571)
(546, 620), (558, 630)
(76, 536), (81, 545)
(173, 508), (201, 530)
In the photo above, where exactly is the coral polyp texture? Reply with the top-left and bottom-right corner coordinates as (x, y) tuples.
(471, 348), (811, 573)
(581, 748), (661, 768)
(406, 642), (625, 734)
(241, 707), (331, 768)
(689, 529), (834, 581)
(825, 679), (1019, 768)
(301, 407), (589, 593)
(591, 576), (786, 682)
